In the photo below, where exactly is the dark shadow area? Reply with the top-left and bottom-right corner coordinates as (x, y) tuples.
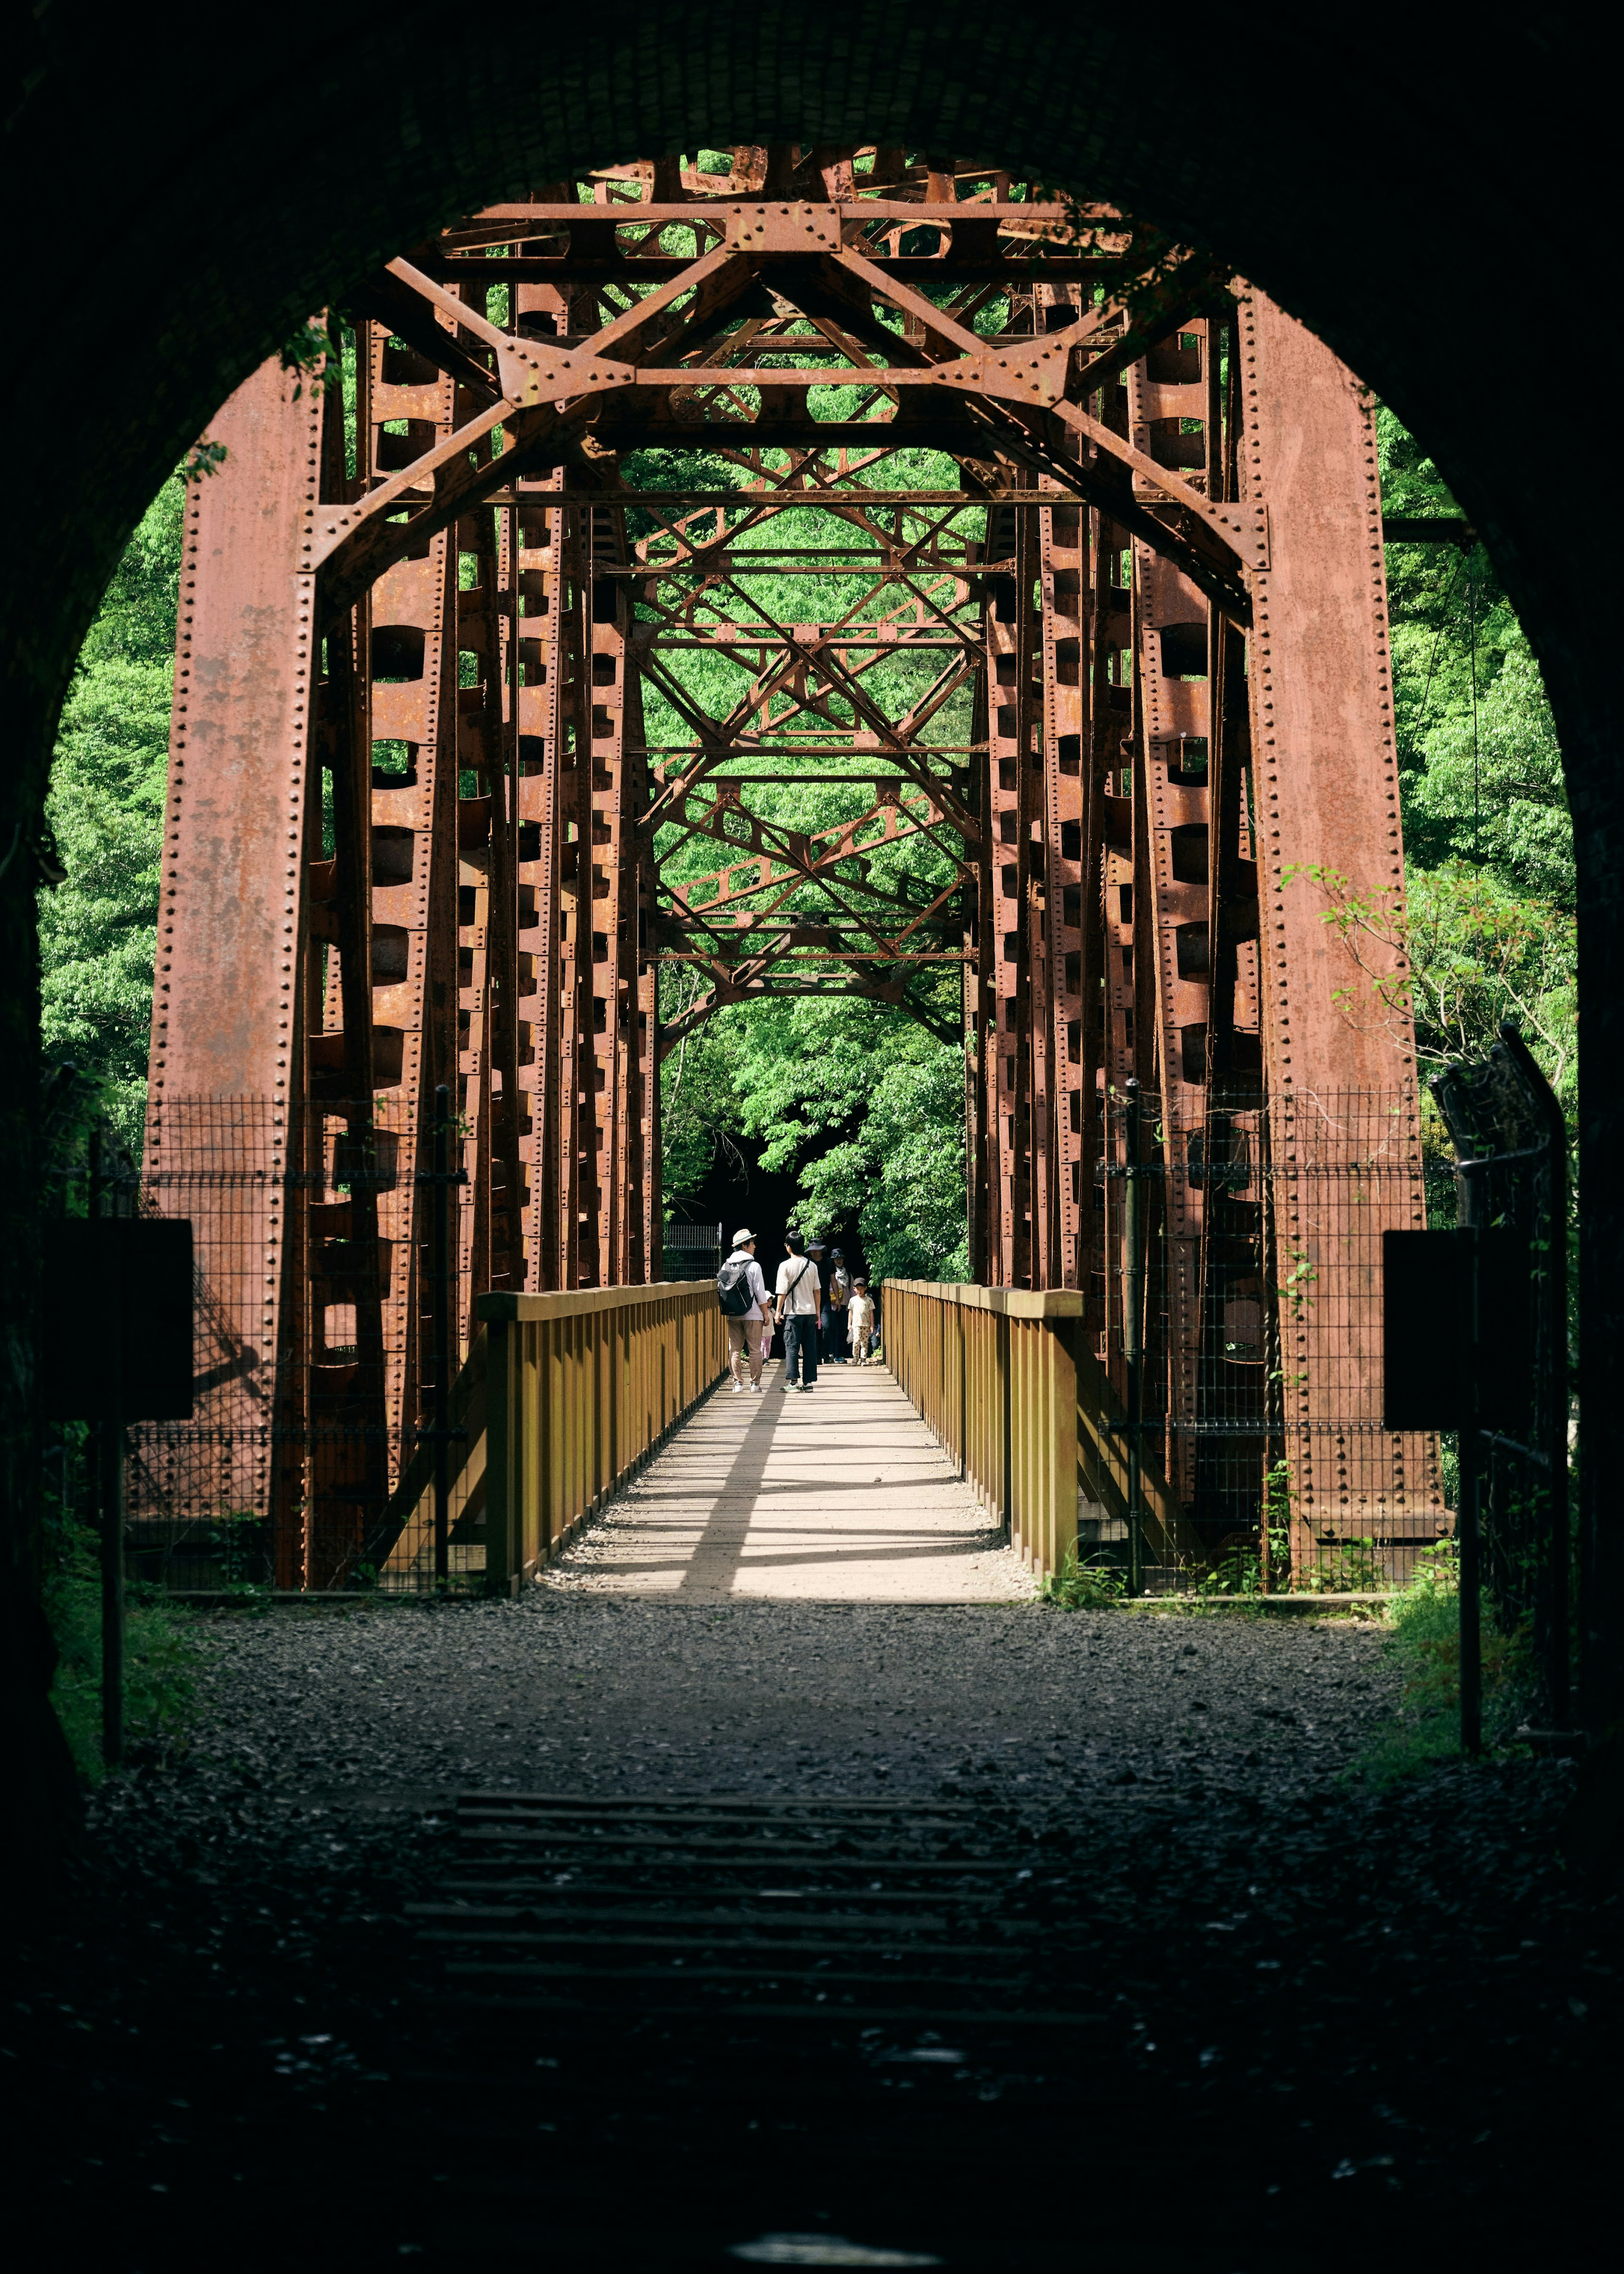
(7, 15), (1623, 2268)
(12, 1729), (1615, 2271)
(685, 1135), (805, 1260)
(674, 1390), (785, 1597)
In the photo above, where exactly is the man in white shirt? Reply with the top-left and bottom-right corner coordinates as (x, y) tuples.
(718, 1230), (771, 1393)
(774, 1232), (821, 1391)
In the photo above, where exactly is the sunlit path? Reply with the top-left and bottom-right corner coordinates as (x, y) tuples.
(546, 1363), (1036, 1602)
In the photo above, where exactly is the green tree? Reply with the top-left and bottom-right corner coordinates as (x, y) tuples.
(1379, 408), (1573, 907)
(697, 996), (968, 1282)
(39, 477), (184, 1148)
(1377, 410), (1578, 1117)
(1402, 632), (1572, 908)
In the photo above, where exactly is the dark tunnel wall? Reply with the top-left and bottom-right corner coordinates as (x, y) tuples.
(4, 12), (1617, 1839)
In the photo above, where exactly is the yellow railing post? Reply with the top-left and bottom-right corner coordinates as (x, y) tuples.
(483, 1311), (514, 1593)
(880, 1280), (1106, 1585)
(475, 1284), (728, 1587)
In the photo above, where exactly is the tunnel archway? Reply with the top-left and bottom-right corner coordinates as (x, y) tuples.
(7, 10), (1616, 1770)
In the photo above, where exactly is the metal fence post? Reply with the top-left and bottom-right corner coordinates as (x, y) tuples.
(89, 1133), (125, 1770)
(1498, 1025), (1572, 1730)
(431, 1088), (452, 1585)
(484, 1308), (512, 1590)
(1456, 1222), (1482, 1756)
(1123, 1081), (1144, 1598)
(1434, 1027), (1573, 1740)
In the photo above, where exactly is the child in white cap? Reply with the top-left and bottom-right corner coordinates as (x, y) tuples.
(847, 1277), (876, 1366)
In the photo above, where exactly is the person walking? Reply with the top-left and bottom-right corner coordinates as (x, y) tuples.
(848, 1276), (876, 1366)
(716, 1229), (771, 1393)
(774, 1232), (821, 1391)
(826, 1247), (851, 1363)
(807, 1236), (829, 1365)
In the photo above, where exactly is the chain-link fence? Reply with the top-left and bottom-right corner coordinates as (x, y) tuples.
(661, 1221), (724, 1283)
(41, 1092), (475, 1594)
(1095, 1086), (1449, 1590)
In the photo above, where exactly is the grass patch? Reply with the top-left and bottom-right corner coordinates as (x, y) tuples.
(44, 1518), (200, 1783)
(1348, 1544), (1533, 1786)
(1038, 1549), (1127, 1611)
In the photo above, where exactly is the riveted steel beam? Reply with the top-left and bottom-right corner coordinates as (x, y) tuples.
(151, 150), (1435, 1596)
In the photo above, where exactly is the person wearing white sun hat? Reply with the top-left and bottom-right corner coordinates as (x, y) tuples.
(716, 1229), (770, 1392)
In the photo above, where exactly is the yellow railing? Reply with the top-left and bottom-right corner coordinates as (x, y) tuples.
(477, 1282), (727, 1590)
(883, 1280), (1197, 1580)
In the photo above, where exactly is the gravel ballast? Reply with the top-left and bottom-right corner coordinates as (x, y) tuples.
(177, 1591), (1396, 1810)
(11, 1585), (1617, 2270)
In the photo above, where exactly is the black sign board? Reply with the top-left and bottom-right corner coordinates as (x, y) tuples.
(1382, 1227), (1531, 1433)
(41, 1218), (195, 1421)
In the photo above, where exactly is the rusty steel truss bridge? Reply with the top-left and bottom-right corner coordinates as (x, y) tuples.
(143, 146), (1439, 1591)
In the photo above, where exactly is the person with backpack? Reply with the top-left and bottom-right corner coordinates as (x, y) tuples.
(774, 1232), (821, 1391)
(716, 1229), (770, 1393)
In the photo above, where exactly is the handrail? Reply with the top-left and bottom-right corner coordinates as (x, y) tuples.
(478, 1281), (727, 1589)
(883, 1278), (1199, 1582)
(376, 1330), (489, 1581)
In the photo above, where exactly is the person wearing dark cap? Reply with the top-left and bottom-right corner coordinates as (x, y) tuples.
(807, 1236), (829, 1366)
(774, 1232), (820, 1391)
(826, 1246), (851, 1363)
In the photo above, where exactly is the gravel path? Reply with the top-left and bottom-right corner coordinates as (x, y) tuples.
(177, 1586), (1394, 1815)
(14, 1558), (1616, 2269)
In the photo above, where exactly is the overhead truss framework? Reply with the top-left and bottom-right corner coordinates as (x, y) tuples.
(151, 146), (1440, 1584)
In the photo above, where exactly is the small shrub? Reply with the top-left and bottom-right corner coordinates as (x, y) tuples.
(1348, 1542), (1534, 1784)
(1040, 1550), (1125, 1610)
(1193, 1524), (1291, 1596)
(1296, 1538), (1390, 1594)
(44, 1518), (199, 1783)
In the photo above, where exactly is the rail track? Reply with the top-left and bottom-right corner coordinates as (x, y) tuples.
(398, 1790), (1114, 2266)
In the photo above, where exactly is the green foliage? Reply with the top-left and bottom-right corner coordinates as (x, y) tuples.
(44, 1512), (199, 1782)
(716, 998), (968, 1283)
(34, 380), (1580, 1288)
(181, 439), (228, 484)
(1039, 1548), (1126, 1610)
(1293, 1539), (1391, 1594)
(1379, 408), (1578, 1107)
(1406, 866), (1576, 1105)
(1281, 858), (1577, 1122)
(1347, 1544), (1533, 1785)
(1402, 635), (1572, 905)
(278, 317), (343, 398)
(1192, 1521), (1290, 1596)
(41, 476), (184, 1151)
(807, 1036), (969, 1283)
(659, 980), (747, 1208)
(645, 442), (974, 1257)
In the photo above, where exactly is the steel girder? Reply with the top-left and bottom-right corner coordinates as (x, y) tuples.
(149, 148), (1439, 1583)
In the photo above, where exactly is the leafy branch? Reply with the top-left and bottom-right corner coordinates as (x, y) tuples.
(181, 439), (228, 485)
(279, 317), (343, 399)
(1281, 860), (1575, 1100)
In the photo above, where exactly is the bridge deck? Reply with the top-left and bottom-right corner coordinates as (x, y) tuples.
(547, 1361), (1036, 1603)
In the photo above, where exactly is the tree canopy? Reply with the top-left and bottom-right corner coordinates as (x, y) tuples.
(40, 476), (184, 1149)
